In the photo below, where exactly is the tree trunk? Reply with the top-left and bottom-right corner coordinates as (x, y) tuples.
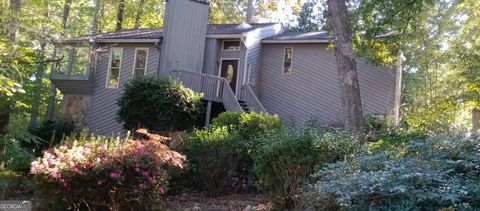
(46, 0), (71, 120)
(327, 0), (363, 135)
(7, 0), (21, 40)
(246, 0), (255, 23)
(29, 45), (47, 129)
(46, 49), (57, 120)
(472, 107), (479, 136)
(394, 50), (403, 127)
(0, 100), (11, 169)
(116, 0), (125, 31)
(62, 0), (73, 35)
(92, 0), (101, 33)
(134, 0), (145, 29)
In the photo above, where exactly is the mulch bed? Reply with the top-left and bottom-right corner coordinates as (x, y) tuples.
(164, 193), (272, 211)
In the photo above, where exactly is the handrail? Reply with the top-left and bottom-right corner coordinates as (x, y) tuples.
(241, 83), (267, 113)
(171, 69), (243, 112)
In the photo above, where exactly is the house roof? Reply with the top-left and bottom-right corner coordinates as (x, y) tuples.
(262, 31), (332, 43)
(60, 23), (279, 43)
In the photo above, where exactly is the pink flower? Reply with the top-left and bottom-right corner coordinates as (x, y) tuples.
(74, 168), (79, 173)
(135, 167), (140, 172)
(62, 182), (68, 187)
(142, 171), (149, 177)
(159, 187), (166, 194)
(136, 145), (145, 153)
(97, 180), (103, 185)
(135, 163), (140, 168)
(139, 183), (146, 189)
(110, 172), (120, 178)
(51, 172), (61, 179)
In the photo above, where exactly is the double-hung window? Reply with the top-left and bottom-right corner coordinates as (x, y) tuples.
(133, 48), (148, 78)
(106, 48), (122, 88)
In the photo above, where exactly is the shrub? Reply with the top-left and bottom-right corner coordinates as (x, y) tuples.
(25, 119), (75, 156)
(182, 112), (282, 195)
(253, 127), (359, 208)
(117, 77), (205, 133)
(300, 134), (480, 210)
(31, 129), (186, 210)
(253, 127), (316, 209)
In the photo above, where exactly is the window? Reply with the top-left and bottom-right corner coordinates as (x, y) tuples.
(106, 48), (122, 88)
(133, 48), (148, 78)
(55, 46), (90, 76)
(283, 47), (293, 74)
(71, 47), (90, 75)
(222, 40), (241, 51)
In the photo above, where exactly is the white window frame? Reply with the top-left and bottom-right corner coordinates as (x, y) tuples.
(106, 47), (123, 89)
(282, 47), (293, 75)
(132, 47), (149, 77)
(222, 40), (241, 51)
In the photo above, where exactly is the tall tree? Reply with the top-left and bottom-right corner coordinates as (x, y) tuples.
(327, 0), (363, 134)
(92, 0), (101, 33)
(246, 0), (255, 23)
(134, 0), (145, 29)
(289, 1), (321, 32)
(116, 0), (125, 31)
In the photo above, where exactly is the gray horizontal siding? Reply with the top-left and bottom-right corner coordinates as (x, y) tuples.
(259, 43), (395, 127)
(244, 23), (283, 93)
(87, 43), (160, 136)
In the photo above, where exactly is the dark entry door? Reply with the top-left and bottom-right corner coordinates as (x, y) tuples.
(220, 59), (239, 94)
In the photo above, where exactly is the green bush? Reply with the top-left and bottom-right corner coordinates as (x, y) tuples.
(253, 127), (359, 208)
(300, 134), (480, 210)
(363, 115), (428, 156)
(117, 77), (205, 133)
(25, 119), (75, 156)
(182, 112), (282, 195)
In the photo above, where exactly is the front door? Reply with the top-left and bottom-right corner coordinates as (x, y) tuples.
(220, 59), (239, 94)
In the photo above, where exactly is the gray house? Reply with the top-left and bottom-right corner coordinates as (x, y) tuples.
(51, 0), (395, 136)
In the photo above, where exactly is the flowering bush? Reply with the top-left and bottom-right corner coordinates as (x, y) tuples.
(31, 129), (186, 210)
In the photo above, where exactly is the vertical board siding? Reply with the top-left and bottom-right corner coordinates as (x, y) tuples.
(202, 38), (218, 75)
(160, 0), (208, 74)
(87, 43), (160, 136)
(259, 43), (395, 127)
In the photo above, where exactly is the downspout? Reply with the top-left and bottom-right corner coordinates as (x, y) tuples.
(85, 38), (97, 129)
(155, 38), (163, 77)
(241, 35), (248, 100)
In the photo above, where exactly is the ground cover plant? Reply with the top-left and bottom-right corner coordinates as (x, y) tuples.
(300, 133), (480, 210)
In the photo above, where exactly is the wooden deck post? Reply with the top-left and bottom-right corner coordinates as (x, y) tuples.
(394, 51), (403, 127)
(205, 100), (212, 127)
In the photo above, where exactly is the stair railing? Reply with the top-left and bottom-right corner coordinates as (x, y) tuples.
(171, 69), (243, 112)
(241, 84), (267, 113)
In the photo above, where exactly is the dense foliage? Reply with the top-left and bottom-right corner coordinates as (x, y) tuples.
(24, 119), (75, 156)
(117, 77), (205, 133)
(183, 112), (282, 195)
(31, 129), (186, 210)
(253, 127), (359, 208)
(301, 134), (480, 210)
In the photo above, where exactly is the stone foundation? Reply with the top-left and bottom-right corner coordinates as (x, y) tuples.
(62, 95), (91, 130)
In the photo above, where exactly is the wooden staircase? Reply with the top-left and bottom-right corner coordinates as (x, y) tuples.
(171, 69), (266, 113)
